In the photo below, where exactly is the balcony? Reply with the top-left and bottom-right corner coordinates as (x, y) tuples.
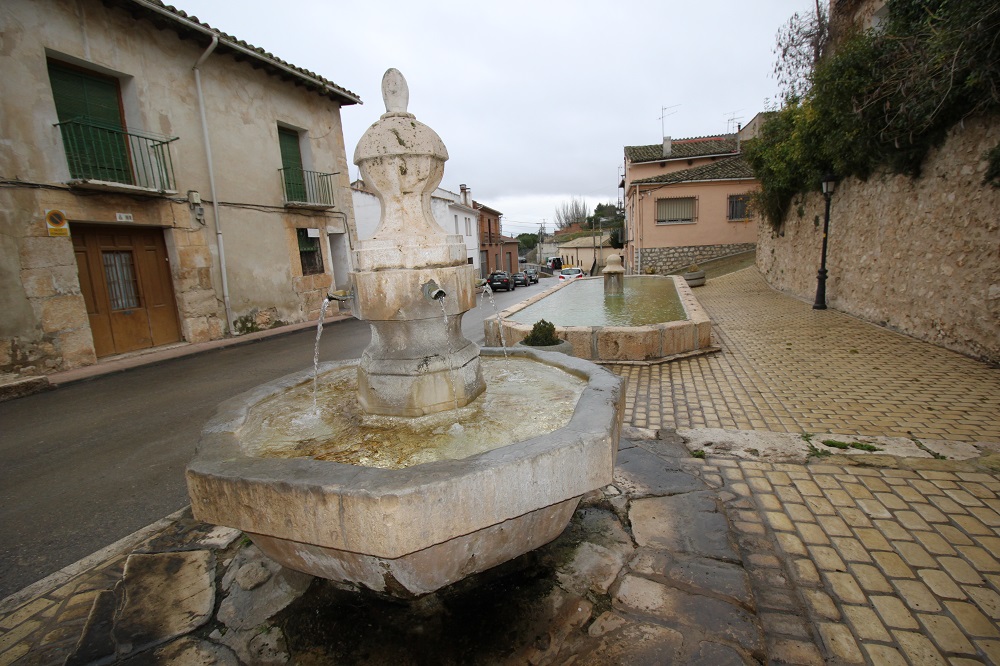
(279, 167), (336, 209)
(54, 119), (178, 195)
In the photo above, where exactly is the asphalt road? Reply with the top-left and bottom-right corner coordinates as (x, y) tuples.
(0, 278), (550, 600)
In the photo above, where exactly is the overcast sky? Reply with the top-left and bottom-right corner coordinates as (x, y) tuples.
(173, 0), (812, 236)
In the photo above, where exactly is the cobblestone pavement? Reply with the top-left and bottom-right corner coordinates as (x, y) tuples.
(4, 266), (1000, 664)
(719, 454), (1000, 665)
(613, 268), (1000, 442)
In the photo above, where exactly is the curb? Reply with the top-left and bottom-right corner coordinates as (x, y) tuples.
(0, 506), (191, 615)
(0, 313), (355, 400)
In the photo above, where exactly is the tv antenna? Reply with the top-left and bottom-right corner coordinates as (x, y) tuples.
(724, 109), (744, 134)
(660, 104), (680, 138)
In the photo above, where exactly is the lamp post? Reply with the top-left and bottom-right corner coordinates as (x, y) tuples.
(813, 173), (837, 310)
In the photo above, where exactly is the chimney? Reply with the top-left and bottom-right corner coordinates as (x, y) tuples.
(662, 136), (672, 157)
(460, 183), (470, 206)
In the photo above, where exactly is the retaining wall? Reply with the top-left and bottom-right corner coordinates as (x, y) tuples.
(640, 243), (757, 275)
(756, 116), (1000, 364)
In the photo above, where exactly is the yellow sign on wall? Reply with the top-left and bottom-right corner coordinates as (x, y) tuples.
(45, 209), (70, 237)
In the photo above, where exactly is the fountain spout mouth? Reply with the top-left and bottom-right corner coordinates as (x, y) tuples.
(422, 279), (446, 301)
(327, 290), (354, 302)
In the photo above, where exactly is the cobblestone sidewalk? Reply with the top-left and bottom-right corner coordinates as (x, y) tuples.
(614, 268), (1000, 443)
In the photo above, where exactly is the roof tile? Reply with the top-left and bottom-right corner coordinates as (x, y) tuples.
(632, 155), (753, 185)
(625, 135), (738, 163)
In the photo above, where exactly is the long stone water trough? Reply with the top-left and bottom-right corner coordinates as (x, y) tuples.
(485, 275), (713, 362)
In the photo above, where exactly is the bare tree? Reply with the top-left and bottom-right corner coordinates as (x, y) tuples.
(773, 0), (829, 99)
(554, 197), (589, 230)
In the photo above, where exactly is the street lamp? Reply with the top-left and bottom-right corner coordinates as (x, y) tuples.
(813, 173), (838, 310)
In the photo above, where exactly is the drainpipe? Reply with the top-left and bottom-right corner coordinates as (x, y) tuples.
(193, 35), (234, 334)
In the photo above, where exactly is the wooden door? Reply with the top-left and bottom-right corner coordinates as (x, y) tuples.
(72, 225), (181, 357)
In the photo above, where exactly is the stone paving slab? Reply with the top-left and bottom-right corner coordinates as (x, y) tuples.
(0, 435), (769, 665)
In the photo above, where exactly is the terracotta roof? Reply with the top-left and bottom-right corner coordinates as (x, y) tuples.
(108, 0), (361, 105)
(625, 135), (738, 163)
(632, 155), (753, 185)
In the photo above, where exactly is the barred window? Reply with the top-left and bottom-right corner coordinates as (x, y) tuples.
(655, 197), (696, 224)
(297, 228), (324, 275)
(728, 194), (750, 221)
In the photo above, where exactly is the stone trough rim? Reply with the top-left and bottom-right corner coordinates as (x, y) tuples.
(186, 347), (622, 560)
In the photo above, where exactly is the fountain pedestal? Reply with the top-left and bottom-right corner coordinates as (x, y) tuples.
(350, 69), (484, 416)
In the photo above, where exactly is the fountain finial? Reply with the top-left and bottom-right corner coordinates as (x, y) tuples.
(382, 68), (411, 117)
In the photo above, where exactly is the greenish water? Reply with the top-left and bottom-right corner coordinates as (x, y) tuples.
(509, 277), (686, 327)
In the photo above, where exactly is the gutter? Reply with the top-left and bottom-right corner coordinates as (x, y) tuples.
(192, 35), (234, 334)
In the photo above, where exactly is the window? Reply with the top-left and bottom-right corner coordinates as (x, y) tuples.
(279, 127), (306, 202)
(655, 197), (696, 224)
(728, 194), (750, 221)
(297, 228), (324, 275)
(48, 61), (131, 183)
(465, 217), (472, 236)
(102, 251), (140, 310)
(454, 214), (459, 234)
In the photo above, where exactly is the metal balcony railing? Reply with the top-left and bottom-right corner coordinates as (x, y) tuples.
(279, 167), (335, 207)
(54, 119), (178, 192)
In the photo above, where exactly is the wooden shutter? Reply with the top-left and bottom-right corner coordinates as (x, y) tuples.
(278, 127), (306, 202)
(48, 61), (131, 183)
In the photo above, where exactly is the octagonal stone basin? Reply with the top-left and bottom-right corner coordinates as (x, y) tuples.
(186, 347), (622, 597)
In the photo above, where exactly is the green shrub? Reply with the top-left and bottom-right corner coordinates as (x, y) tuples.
(523, 319), (560, 346)
(747, 0), (1000, 230)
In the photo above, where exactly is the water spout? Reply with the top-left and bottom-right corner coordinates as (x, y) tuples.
(327, 290), (354, 302)
(422, 279), (446, 301)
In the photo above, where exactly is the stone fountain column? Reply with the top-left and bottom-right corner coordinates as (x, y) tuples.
(351, 69), (485, 416)
(602, 253), (625, 295)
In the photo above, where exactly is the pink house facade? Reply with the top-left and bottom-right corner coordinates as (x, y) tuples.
(623, 133), (758, 274)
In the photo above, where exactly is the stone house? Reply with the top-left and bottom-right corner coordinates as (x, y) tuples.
(351, 183), (481, 272)
(1, 0), (361, 376)
(475, 200), (519, 276)
(623, 130), (759, 274)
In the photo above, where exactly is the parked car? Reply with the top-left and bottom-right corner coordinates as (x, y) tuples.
(487, 271), (515, 291)
(524, 268), (539, 283)
(558, 267), (585, 281)
(511, 272), (530, 287)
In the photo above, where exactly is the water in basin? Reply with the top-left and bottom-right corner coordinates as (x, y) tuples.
(510, 276), (686, 327)
(239, 357), (585, 469)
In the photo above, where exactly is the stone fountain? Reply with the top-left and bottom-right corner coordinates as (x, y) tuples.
(186, 69), (623, 597)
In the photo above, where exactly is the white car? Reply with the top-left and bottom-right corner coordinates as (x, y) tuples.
(558, 267), (585, 281)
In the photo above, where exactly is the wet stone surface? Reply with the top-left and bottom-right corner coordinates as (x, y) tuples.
(40, 432), (769, 665)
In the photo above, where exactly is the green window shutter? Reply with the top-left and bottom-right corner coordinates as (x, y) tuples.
(48, 61), (131, 183)
(278, 127), (306, 202)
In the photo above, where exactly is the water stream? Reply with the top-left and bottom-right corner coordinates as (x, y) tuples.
(439, 297), (461, 411)
(481, 284), (510, 371)
(312, 297), (332, 412)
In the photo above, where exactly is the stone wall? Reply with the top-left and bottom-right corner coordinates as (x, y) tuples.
(640, 243), (757, 275)
(757, 116), (1000, 364)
